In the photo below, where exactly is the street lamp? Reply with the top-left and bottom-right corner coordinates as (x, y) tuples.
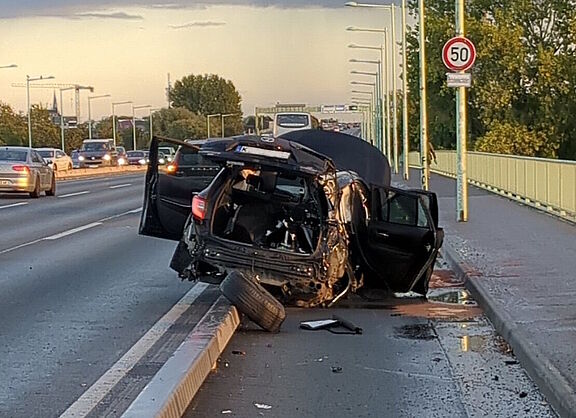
(347, 26), (395, 167)
(132, 104), (151, 151)
(148, 108), (161, 140)
(221, 113), (239, 138)
(59, 87), (75, 151)
(350, 65), (383, 150)
(206, 114), (220, 138)
(346, 1), (411, 179)
(0, 64), (17, 69)
(87, 94), (111, 139)
(112, 101), (132, 147)
(27, 75), (55, 148)
(351, 81), (378, 145)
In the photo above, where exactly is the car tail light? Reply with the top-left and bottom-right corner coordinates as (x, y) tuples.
(166, 162), (177, 174)
(12, 165), (30, 174)
(192, 195), (207, 221)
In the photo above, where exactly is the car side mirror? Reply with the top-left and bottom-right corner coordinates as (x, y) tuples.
(44, 158), (53, 165)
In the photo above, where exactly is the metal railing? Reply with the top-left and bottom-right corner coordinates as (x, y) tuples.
(409, 151), (576, 223)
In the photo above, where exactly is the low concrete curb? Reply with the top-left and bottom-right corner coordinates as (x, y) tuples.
(442, 241), (575, 418)
(55, 166), (146, 180)
(121, 297), (240, 418)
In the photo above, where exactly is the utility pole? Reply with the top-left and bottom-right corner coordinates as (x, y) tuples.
(418, 0), (429, 190)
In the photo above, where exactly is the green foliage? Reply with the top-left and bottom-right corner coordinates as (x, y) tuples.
(29, 106), (60, 148)
(406, 0), (576, 160)
(0, 102), (26, 146)
(474, 121), (554, 157)
(169, 73), (242, 118)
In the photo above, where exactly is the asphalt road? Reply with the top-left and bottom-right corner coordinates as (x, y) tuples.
(0, 170), (559, 418)
(0, 173), (198, 417)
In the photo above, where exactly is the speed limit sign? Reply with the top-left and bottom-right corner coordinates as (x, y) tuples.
(442, 36), (476, 72)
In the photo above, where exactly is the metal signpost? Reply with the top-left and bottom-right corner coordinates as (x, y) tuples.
(442, 3), (476, 222)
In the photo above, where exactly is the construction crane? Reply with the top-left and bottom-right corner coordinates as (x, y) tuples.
(11, 83), (94, 119)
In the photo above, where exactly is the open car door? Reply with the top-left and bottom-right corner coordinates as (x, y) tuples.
(139, 136), (221, 241)
(360, 186), (444, 294)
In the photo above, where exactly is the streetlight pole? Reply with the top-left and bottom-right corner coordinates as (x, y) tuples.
(346, 3), (400, 174)
(418, 0), (430, 190)
(132, 105), (151, 151)
(206, 114), (220, 138)
(350, 68), (382, 151)
(112, 101), (132, 147)
(59, 87), (75, 151)
(27, 74), (55, 148)
(221, 113), (239, 138)
(87, 94), (111, 139)
(351, 81), (377, 144)
(0, 64), (17, 69)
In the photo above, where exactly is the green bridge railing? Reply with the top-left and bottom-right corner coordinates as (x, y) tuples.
(408, 151), (576, 224)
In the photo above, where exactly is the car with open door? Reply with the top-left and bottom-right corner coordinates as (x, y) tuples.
(140, 132), (443, 332)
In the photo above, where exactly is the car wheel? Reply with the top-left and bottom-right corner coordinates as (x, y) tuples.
(46, 175), (56, 197)
(30, 176), (41, 198)
(219, 270), (286, 333)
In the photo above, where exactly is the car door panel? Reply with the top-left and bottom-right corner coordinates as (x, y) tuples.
(140, 136), (207, 241)
(361, 186), (442, 293)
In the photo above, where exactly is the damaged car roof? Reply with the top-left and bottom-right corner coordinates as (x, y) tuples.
(280, 129), (391, 187)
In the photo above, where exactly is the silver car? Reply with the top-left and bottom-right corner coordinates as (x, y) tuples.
(0, 146), (56, 197)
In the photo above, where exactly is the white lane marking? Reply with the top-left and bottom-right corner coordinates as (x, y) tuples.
(0, 207), (142, 254)
(43, 222), (103, 240)
(109, 183), (131, 189)
(59, 283), (210, 418)
(0, 202), (28, 210)
(58, 191), (90, 198)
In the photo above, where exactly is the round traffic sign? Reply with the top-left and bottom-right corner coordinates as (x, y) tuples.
(442, 36), (476, 72)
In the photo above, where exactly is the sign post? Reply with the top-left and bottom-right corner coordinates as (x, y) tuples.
(442, 6), (475, 222)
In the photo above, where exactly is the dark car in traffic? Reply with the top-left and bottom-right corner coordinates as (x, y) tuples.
(77, 139), (118, 168)
(126, 150), (149, 165)
(140, 132), (443, 332)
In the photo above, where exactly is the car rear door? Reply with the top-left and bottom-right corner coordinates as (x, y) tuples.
(139, 137), (220, 241)
(361, 185), (444, 293)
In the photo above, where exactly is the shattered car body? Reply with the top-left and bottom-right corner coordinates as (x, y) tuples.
(140, 132), (443, 330)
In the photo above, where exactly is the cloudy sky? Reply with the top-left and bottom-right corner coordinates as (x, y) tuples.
(0, 0), (403, 120)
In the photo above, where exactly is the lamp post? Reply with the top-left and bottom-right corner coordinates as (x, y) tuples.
(112, 101), (132, 147)
(132, 105), (151, 151)
(350, 99), (373, 143)
(27, 75), (55, 148)
(350, 67), (383, 151)
(0, 64), (17, 69)
(351, 80), (379, 149)
(87, 94), (111, 139)
(206, 114), (220, 138)
(59, 87), (75, 151)
(346, 2), (406, 177)
(148, 108), (161, 140)
(221, 113), (239, 138)
(347, 26), (395, 170)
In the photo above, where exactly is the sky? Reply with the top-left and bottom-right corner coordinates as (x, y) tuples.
(0, 0), (404, 121)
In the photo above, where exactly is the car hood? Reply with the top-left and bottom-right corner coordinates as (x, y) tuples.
(280, 129), (391, 187)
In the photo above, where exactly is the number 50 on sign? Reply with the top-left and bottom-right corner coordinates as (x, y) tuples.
(442, 36), (476, 72)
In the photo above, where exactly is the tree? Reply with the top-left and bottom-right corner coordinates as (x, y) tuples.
(0, 102), (26, 146)
(29, 105), (60, 148)
(406, 0), (576, 159)
(169, 74), (242, 118)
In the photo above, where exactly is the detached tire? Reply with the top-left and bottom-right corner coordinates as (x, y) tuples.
(220, 271), (286, 333)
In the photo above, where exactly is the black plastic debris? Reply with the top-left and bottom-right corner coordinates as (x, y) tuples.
(299, 315), (363, 335)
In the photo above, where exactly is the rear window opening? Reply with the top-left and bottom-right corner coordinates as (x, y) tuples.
(211, 169), (325, 254)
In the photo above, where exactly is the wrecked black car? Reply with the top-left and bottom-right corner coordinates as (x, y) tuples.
(140, 131), (443, 332)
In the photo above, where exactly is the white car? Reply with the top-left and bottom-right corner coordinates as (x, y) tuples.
(35, 148), (74, 171)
